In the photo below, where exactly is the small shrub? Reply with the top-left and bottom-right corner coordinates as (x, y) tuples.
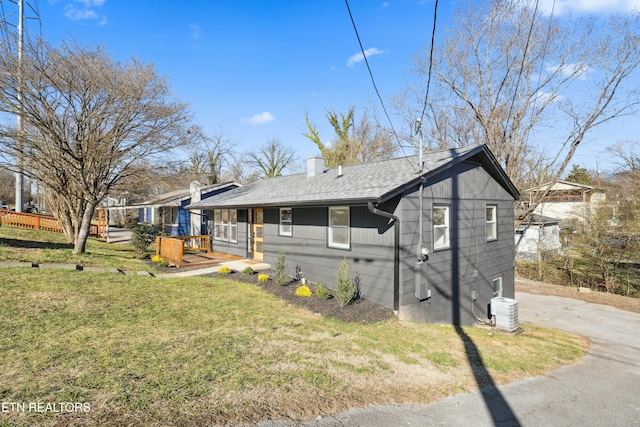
(274, 252), (288, 286)
(295, 284), (312, 297)
(242, 266), (254, 275)
(258, 273), (269, 282)
(158, 260), (170, 268)
(151, 255), (163, 263)
(314, 283), (332, 300)
(131, 224), (162, 254)
(218, 265), (231, 274)
(335, 258), (357, 307)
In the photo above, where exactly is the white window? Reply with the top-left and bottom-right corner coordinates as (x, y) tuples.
(486, 205), (497, 241)
(328, 206), (350, 249)
(166, 206), (178, 224)
(213, 209), (237, 243)
(433, 205), (450, 250)
(279, 208), (292, 236)
(229, 209), (237, 243)
(492, 277), (503, 297)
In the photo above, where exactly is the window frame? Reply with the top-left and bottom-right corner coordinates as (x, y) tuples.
(279, 207), (293, 237)
(486, 204), (498, 242)
(165, 206), (178, 224)
(328, 206), (350, 250)
(492, 277), (503, 297)
(432, 204), (450, 251)
(213, 208), (238, 243)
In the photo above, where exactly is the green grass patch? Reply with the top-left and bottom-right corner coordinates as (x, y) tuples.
(0, 228), (588, 425)
(0, 269), (588, 426)
(0, 225), (157, 271)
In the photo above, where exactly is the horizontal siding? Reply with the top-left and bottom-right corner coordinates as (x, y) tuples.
(262, 205), (396, 308)
(399, 161), (516, 325)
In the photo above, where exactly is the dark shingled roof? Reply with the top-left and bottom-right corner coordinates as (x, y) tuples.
(186, 145), (519, 209)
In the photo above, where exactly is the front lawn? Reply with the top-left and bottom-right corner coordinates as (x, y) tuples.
(0, 267), (587, 426)
(0, 225), (156, 272)
(0, 225), (588, 425)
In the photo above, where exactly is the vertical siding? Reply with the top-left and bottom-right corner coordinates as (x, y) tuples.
(262, 203), (397, 308)
(399, 161), (516, 326)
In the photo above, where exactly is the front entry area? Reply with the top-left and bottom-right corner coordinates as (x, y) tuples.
(252, 208), (264, 261)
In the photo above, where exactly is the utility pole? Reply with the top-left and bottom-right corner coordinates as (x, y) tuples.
(15, 0), (23, 212)
(0, 0), (41, 212)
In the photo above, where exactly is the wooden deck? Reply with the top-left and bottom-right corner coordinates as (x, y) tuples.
(179, 251), (244, 269)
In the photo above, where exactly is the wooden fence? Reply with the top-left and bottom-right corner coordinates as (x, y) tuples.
(0, 209), (99, 236)
(155, 235), (211, 267)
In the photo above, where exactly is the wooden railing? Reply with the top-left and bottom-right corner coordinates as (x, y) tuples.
(155, 235), (210, 267)
(0, 209), (100, 236)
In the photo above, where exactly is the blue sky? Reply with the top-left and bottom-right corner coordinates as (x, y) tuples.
(18, 0), (640, 174)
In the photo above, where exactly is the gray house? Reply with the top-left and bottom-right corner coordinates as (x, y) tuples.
(186, 145), (520, 326)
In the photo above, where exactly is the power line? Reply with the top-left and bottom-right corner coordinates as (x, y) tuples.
(343, 0), (418, 172)
(419, 0), (439, 126)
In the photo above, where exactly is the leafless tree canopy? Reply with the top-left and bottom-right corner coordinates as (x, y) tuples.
(0, 39), (191, 253)
(247, 138), (297, 178)
(398, 0), (640, 217)
(185, 125), (234, 185)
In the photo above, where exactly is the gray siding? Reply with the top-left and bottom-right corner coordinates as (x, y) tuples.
(399, 161), (516, 326)
(261, 203), (397, 308)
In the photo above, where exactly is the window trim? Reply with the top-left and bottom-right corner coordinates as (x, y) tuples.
(486, 204), (498, 242)
(328, 206), (350, 250)
(492, 277), (503, 297)
(213, 208), (238, 243)
(279, 207), (293, 237)
(433, 204), (450, 251)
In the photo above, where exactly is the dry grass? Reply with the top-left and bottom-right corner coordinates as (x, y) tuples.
(517, 277), (640, 314)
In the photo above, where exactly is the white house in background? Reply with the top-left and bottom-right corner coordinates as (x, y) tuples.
(515, 214), (561, 262)
(525, 180), (606, 223)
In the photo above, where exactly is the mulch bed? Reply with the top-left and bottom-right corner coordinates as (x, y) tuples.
(209, 269), (395, 324)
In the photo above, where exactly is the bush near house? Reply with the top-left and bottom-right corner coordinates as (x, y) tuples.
(131, 224), (162, 254)
(274, 252), (288, 286)
(335, 258), (358, 307)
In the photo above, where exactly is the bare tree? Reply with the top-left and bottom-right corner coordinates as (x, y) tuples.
(608, 141), (640, 190)
(0, 168), (14, 207)
(304, 107), (397, 167)
(400, 0), (640, 216)
(185, 125), (234, 185)
(0, 39), (191, 253)
(247, 138), (297, 178)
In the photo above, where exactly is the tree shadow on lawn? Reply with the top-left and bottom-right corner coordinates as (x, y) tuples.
(0, 237), (73, 250)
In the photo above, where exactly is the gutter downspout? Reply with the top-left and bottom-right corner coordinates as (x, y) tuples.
(368, 202), (400, 311)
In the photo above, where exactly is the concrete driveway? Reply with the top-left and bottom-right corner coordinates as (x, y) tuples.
(262, 291), (640, 426)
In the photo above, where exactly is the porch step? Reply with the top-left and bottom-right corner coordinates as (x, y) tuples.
(221, 260), (270, 272)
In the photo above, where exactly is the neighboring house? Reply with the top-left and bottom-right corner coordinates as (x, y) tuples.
(137, 181), (239, 236)
(515, 214), (561, 262)
(186, 145), (520, 326)
(525, 180), (606, 224)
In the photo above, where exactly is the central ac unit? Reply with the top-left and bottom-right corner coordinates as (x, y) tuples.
(491, 297), (519, 332)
